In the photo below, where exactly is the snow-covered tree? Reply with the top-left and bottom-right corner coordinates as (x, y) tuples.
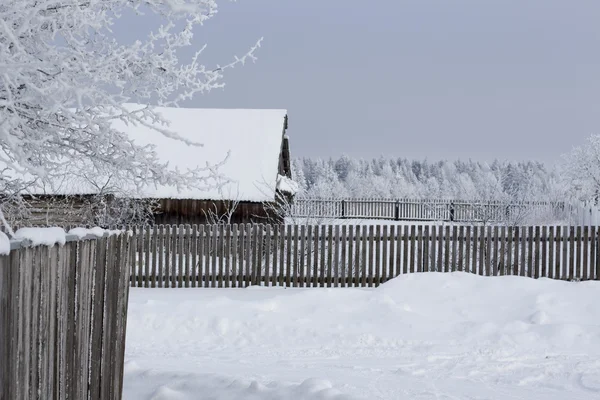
(562, 134), (600, 203)
(0, 0), (261, 226)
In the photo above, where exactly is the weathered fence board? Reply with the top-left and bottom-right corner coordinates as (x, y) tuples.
(1, 234), (131, 400)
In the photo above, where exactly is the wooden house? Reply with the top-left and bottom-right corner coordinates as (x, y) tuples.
(17, 105), (296, 226)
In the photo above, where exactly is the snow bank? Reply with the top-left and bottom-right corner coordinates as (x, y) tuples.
(0, 231), (10, 255)
(14, 227), (66, 247)
(124, 367), (356, 400)
(68, 227), (122, 239)
(125, 273), (600, 400)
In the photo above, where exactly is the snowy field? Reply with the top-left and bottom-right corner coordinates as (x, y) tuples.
(124, 273), (600, 400)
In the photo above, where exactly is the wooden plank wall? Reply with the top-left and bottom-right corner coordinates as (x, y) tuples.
(0, 235), (131, 400)
(129, 224), (600, 288)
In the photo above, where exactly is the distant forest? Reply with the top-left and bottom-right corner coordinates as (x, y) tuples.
(291, 156), (565, 201)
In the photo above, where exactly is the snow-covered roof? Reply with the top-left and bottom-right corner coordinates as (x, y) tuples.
(28, 105), (289, 203)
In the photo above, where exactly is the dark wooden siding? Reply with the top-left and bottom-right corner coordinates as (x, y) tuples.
(155, 199), (281, 225)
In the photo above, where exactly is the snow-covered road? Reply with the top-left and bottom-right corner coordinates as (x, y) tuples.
(123, 273), (600, 399)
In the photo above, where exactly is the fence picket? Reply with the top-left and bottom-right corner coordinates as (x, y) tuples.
(562, 226), (568, 280)
(320, 225), (327, 287)
(445, 226), (452, 273)
(596, 227), (600, 280)
(409, 225), (416, 274)
(157, 225), (164, 288)
(305, 225), (312, 288)
(471, 226), (478, 274)
(499, 226), (506, 276)
(526, 226), (533, 278)
(171, 226), (178, 288)
(394, 225), (402, 278)
(178, 225), (185, 288)
(361, 225), (368, 287)
(416, 226), (423, 273)
(252, 224), (259, 287)
(368, 225), (375, 287)
(327, 225), (334, 287)
(286, 225), (293, 287)
(422, 226), (428, 274)
(144, 228), (151, 288)
(437, 225), (444, 273)
(510, 227), (517, 275)
(583, 226), (589, 281)
(265, 225), (272, 287)
(463, 226), (470, 273)
(191, 225), (198, 287)
(452, 226), (458, 272)
(224, 225), (231, 288)
(518, 227), (526, 277)
(342, 225), (348, 287)
(591, 226), (596, 280)
(135, 226), (142, 288)
(548, 226), (554, 279)
(575, 226), (582, 280)
(293, 225), (300, 287)
(275, 224), (282, 287)
(492, 226), (499, 276)
(534, 226), (541, 279)
(334, 225), (340, 287)
(255, 224), (264, 287)
(348, 225), (360, 287)
(568, 226), (575, 280)
(239, 224), (247, 287)
(541, 226), (548, 278)
(313, 225), (320, 287)
(387, 226), (395, 280)
(429, 225), (437, 273)
(164, 226), (171, 287)
(230, 225), (238, 288)
(245, 224), (253, 288)
(483, 226), (490, 276)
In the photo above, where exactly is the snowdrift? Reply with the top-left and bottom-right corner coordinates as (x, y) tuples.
(124, 272), (600, 399)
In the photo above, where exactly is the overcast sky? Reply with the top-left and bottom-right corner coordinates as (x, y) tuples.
(121, 0), (600, 165)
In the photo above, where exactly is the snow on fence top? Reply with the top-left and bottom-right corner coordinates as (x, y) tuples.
(0, 227), (125, 255)
(25, 104), (289, 203)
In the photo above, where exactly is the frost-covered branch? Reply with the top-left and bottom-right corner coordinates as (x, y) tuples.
(0, 0), (261, 217)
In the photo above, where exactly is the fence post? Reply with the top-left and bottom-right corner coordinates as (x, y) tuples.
(394, 200), (400, 221)
(341, 200), (346, 219)
(449, 202), (455, 222)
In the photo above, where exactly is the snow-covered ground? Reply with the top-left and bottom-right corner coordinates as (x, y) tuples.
(124, 273), (600, 399)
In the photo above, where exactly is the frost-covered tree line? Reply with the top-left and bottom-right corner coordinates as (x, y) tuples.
(292, 156), (566, 202)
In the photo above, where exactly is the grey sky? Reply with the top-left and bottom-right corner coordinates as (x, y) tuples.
(120, 0), (600, 165)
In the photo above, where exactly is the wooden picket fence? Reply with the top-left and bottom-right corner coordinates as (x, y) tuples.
(0, 234), (132, 400)
(129, 224), (600, 288)
(290, 198), (571, 223)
